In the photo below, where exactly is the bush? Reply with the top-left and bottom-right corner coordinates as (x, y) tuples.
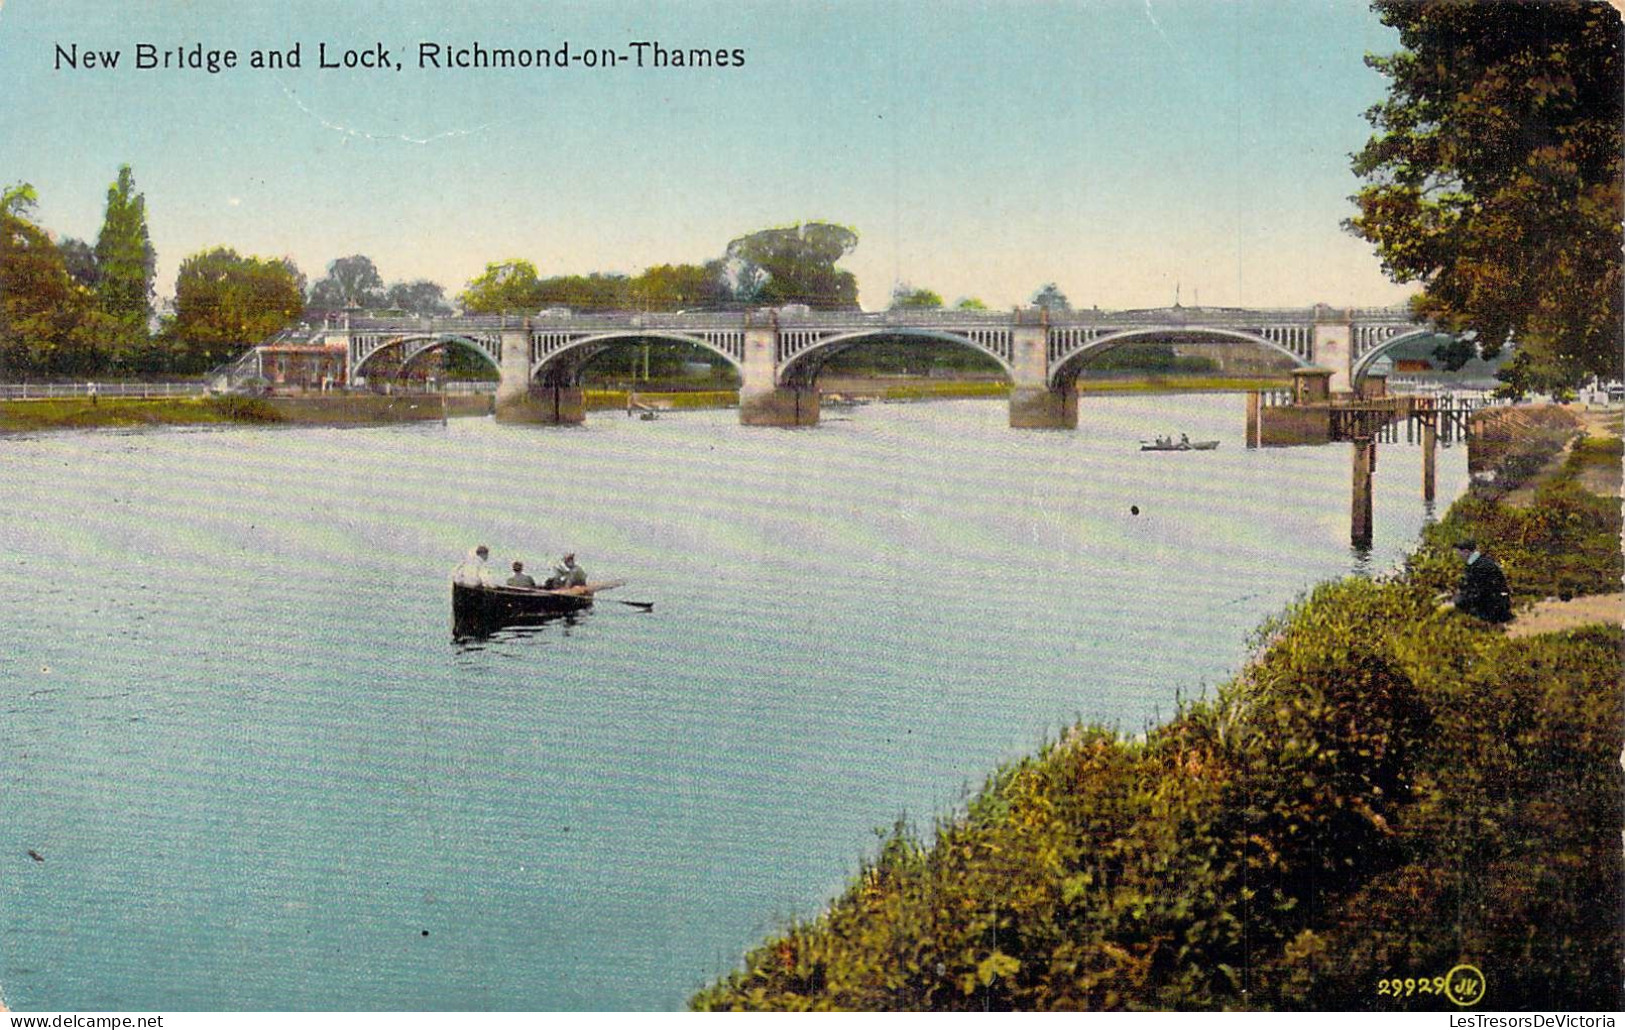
(202, 395), (283, 423)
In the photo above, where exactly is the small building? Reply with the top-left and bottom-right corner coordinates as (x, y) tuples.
(257, 343), (347, 391)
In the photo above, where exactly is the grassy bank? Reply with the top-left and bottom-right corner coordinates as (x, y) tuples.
(0, 396), (283, 432)
(693, 408), (1623, 1012)
(584, 389), (739, 411)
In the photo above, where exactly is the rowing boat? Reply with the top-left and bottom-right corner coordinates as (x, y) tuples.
(1140, 440), (1219, 451)
(451, 579), (624, 637)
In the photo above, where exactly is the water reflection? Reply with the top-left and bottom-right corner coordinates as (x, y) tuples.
(453, 610), (587, 649)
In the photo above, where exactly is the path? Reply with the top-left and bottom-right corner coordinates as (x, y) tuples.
(1501, 404), (1622, 638)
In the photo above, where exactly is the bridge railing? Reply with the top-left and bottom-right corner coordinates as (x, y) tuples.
(322, 305), (1431, 340)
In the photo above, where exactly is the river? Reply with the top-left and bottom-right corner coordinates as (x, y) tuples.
(0, 394), (1468, 1010)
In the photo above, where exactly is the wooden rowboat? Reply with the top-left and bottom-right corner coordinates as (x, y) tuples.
(1140, 440), (1220, 451)
(452, 579), (625, 638)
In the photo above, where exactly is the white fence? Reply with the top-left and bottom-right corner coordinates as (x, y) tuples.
(0, 382), (206, 400)
(442, 381), (499, 395)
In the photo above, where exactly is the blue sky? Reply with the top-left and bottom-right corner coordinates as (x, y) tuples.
(0, 0), (1413, 310)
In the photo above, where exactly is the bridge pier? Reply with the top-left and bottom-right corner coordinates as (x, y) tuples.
(1313, 306), (1355, 395)
(737, 324), (820, 426)
(1007, 319), (1077, 429)
(493, 321), (587, 424)
(1008, 384), (1078, 429)
(739, 385), (820, 426)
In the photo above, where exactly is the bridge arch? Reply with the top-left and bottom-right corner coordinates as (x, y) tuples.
(1047, 327), (1311, 388)
(352, 333), (501, 378)
(774, 327), (1015, 385)
(530, 330), (746, 383)
(1350, 328), (1441, 384)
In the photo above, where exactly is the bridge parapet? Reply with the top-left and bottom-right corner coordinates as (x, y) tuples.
(343, 314), (524, 332)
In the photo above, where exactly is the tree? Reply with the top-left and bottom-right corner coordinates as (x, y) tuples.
(1, 185), (89, 376)
(460, 259), (544, 314)
(170, 248), (303, 371)
(1346, 1), (1623, 393)
(0, 182), (37, 218)
(724, 222), (860, 309)
(536, 272), (633, 311)
(889, 284), (944, 310)
(0, 185), (123, 377)
(956, 297), (988, 311)
(630, 262), (731, 310)
(383, 279), (453, 316)
(59, 237), (100, 289)
(93, 165), (156, 362)
(1031, 283), (1070, 312)
(308, 254), (385, 311)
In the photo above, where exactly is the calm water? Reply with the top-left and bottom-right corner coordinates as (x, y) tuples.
(0, 395), (1467, 1010)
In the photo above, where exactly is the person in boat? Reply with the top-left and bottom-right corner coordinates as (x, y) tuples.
(453, 545), (495, 587)
(1444, 539), (1513, 623)
(545, 553), (587, 590)
(506, 560), (536, 588)
(1180, 433), (1190, 447)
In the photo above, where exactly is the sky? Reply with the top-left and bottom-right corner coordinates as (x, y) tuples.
(0, 0), (1417, 311)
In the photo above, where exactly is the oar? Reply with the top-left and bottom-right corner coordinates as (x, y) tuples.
(581, 579), (653, 611)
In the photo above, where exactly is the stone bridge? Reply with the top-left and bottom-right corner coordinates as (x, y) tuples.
(317, 304), (1430, 427)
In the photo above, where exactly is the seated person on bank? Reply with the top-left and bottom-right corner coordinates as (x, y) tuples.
(1439, 538), (1513, 623)
(545, 553), (587, 590)
(507, 560), (536, 588)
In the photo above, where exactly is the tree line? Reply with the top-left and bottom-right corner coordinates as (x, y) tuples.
(0, 169), (1074, 383)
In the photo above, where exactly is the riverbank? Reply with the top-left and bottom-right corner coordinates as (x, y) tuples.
(0, 396), (280, 432)
(0, 393), (501, 432)
(0, 376), (1297, 433)
(694, 404), (1623, 1012)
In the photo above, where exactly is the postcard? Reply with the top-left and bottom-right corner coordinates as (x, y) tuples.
(2, 0), (1619, 1016)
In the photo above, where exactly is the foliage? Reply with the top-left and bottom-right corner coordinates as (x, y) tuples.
(724, 222), (860, 309)
(1345, 1), (1624, 394)
(0, 187), (104, 377)
(1085, 344), (1218, 375)
(0, 396), (279, 431)
(694, 453), (1623, 1011)
(890, 284), (943, 310)
(1413, 485), (1622, 606)
(169, 247), (303, 372)
(956, 297), (989, 311)
(202, 394), (284, 422)
(631, 261), (732, 311)
(821, 337), (1003, 377)
(459, 259), (543, 314)
(59, 237), (100, 289)
(307, 254), (384, 311)
(0, 182), (38, 218)
(580, 338), (737, 384)
(93, 164), (156, 361)
(536, 272), (633, 311)
(382, 279), (453, 317)
(1031, 283), (1070, 312)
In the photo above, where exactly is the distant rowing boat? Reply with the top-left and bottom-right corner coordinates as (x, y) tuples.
(1140, 439), (1220, 451)
(452, 579), (626, 638)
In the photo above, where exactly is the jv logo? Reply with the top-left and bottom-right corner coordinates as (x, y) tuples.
(1444, 964), (1486, 1007)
